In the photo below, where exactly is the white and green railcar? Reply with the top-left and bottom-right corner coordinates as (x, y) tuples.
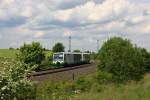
(53, 52), (90, 64)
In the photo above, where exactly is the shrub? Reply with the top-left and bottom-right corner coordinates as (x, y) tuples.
(75, 77), (92, 92)
(0, 61), (36, 100)
(90, 52), (98, 60)
(137, 48), (150, 72)
(47, 81), (75, 94)
(96, 71), (112, 84)
(44, 81), (75, 100)
(98, 37), (146, 83)
(17, 42), (45, 69)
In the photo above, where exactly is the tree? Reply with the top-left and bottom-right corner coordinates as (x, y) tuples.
(73, 49), (81, 52)
(0, 60), (36, 99)
(90, 52), (97, 60)
(97, 37), (146, 83)
(52, 42), (65, 52)
(9, 47), (14, 50)
(137, 47), (150, 71)
(84, 51), (91, 53)
(17, 42), (45, 67)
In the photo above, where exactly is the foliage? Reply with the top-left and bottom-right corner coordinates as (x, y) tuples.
(0, 49), (53, 71)
(36, 73), (150, 100)
(98, 37), (146, 83)
(45, 51), (53, 61)
(72, 74), (150, 100)
(36, 74), (95, 100)
(137, 48), (150, 72)
(9, 47), (15, 50)
(73, 50), (81, 52)
(0, 60), (36, 100)
(17, 42), (45, 68)
(90, 52), (97, 60)
(40, 51), (53, 70)
(37, 81), (75, 100)
(52, 42), (65, 53)
(84, 51), (91, 53)
(74, 76), (93, 92)
(96, 70), (112, 84)
(0, 57), (13, 71)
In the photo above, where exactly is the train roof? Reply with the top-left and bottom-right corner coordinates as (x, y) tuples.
(53, 52), (90, 55)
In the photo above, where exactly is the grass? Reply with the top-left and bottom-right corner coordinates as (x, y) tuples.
(36, 73), (150, 100)
(0, 49), (18, 58)
(72, 74), (150, 100)
(0, 49), (53, 58)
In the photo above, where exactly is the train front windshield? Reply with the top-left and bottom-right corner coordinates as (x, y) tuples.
(53, 53), (63, 62)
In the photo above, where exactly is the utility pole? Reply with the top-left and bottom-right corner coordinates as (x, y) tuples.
(68, 36), (71, 52)
(97, 40), (99, 52)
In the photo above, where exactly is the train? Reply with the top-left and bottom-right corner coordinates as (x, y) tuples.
(53, 52), (90, 65)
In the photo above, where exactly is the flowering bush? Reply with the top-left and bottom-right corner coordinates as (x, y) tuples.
(0, 60), (36, 100)
(17, 42), (45, 68)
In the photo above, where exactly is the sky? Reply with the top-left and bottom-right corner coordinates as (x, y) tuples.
(0, 0), (150, 52)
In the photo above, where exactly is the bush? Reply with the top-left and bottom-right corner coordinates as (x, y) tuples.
(47, 81), (75, 94)
(96, 71), (112, 84)
(90, 52), (98, 60)
(17, 42), (45, 69)
(75, 76), (93, 92)
(98, 37), (146, 83)
(137, 48), (150, 72)
(0, 61), (36, 100)
(43, 81), (75, 100)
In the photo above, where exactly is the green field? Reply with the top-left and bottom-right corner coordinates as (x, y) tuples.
(0, 49), (53, 58)
(0, 49), (17, 70)
(0, 49), (18, 58)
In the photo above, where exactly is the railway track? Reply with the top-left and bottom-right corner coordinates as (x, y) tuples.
(30, 63), (96, 82)
(31, 63), (96, 76)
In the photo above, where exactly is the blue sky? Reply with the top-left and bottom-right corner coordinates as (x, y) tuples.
(0, 0), (149, 52)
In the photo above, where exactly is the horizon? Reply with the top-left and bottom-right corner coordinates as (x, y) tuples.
(0, 0), (150, 52)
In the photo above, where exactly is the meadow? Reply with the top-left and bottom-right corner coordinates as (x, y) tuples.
(0, 49), (52, 58)
(36, 73), (150, 100)
(0, 49), (18, 58)
(73, 74), (150, 100)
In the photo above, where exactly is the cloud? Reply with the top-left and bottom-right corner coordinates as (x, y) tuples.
(29, 0), (135, 31)
(63, 29), (73, 36)
(0, 16), (27, 28)
(0, 0), (150, 51)
(34, 31), (45, 38)
(0, 34), (2, 39)
(53, 0), (131, 23)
